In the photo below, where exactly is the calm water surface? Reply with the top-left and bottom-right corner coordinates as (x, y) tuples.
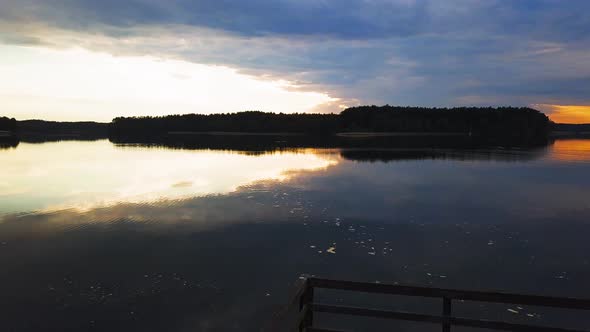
(1, 139), (590, 331)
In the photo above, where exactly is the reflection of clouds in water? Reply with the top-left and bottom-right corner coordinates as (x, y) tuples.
(8, 146), (589, 233)
(2, 139), (589, 220)
(1, 142), (590, 331)
(0, 183), (311, 234)
(2, 141), (590, 331)
(0, 140), (340, 214)
(271, 150), (590, 223)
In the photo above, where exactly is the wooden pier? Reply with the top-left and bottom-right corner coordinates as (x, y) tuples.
(279, 277), (590, 332)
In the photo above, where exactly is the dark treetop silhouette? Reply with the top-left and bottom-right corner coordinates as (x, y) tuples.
(2, 106), (560, 146)
(0, 116), (17, 133)
(109, 106), (550, 140)
(16, 120), (108, 140)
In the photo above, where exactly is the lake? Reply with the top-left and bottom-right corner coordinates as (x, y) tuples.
(1, 138), (589, 331)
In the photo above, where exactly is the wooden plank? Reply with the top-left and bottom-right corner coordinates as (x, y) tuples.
(312, 304), (589, 332)
(450, 315), (588, 332)
(313, 303), (443, 324)
(308, 278), (590, 310)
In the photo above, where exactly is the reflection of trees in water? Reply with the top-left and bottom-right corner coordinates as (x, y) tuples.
(18, 135), (105, 143)
(339, 147), (551, 162)
(1, 132), (561, 161)
(109, 134), (552, 162)
(0, 137), (19, 149)
(111, 134), (552, 149)
(1, 133), (557, 161)
(0, 136), (105, 149)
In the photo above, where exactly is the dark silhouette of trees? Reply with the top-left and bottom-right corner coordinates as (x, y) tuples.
(2, 106), (553, 145)
(16, 120), (108, 139)
(17, 120), (108, 136)
(0, 116), (18, 148)
(339, 106), (549, 139)
(109, 106), (550, 143)
(0, 116), (17, 133)
(109, 111), (339, 137)
(0, 118), (108, 142)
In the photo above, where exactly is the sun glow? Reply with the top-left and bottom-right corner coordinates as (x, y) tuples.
(534, 104), (590, 124)
(0, 45), (336, 121)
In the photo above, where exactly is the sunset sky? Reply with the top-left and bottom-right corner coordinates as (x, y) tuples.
(1, 0), (589, 123)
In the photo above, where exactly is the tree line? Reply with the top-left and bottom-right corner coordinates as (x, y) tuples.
(2, 106), (554, 144)
(0, 116), (17, 132)
(109, 106), (551, 142)
(0, 119), (108, 139)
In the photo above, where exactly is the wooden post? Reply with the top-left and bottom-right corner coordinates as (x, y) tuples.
(299, 281), (314, 331)
(442, 297), (452, 332)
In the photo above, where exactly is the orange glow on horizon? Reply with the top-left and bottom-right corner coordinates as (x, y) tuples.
(536, 104), (590, 124)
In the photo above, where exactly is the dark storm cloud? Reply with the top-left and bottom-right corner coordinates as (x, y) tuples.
(3, 0), (587, 41)
(1, 0), (589, 108)
(2, 0), (429, 38)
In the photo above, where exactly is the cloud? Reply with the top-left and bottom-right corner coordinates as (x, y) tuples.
(1, 0), (432, 39)
(1, 0), (590, 114)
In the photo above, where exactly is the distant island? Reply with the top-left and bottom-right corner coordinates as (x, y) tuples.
(2, 106), (589, 147)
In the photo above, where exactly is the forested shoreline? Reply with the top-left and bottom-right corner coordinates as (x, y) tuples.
(109, 106), (551, 140)
(0, 118), (108, 140)
(1, 106), (584, 146)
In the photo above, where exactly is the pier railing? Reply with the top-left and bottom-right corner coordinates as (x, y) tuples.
(290, 277), (590, 332)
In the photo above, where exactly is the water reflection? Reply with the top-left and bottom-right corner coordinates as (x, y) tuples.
(550, 139), (590, 162)
(0, 139), (558, 216)
(0, 137), (18, 149)
(339, 147), (549, 162)
(0, 139), (589, 331)
(110, 133), (551, 151)
(0, 140), (338, 214)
